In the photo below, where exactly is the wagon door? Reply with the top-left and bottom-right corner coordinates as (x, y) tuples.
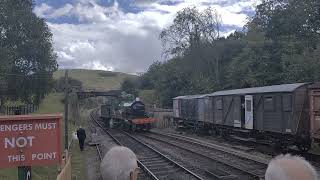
(245, 95), (254, 129)
(197, 98), (205, 123)
(173, 99), (179, 118)
(310, 89), (320, 140)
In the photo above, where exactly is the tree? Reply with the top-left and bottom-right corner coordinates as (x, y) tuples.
(139, 61), (163, 90)
(249, 0), (320, 47)
(142, 1), (320, 108)
(0, 0), (58, 104)
(281, 45), (320, 82)
(121, 78), (139, 97)
(160, 7), (221, 56)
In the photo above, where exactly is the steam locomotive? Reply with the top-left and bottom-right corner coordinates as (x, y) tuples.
(101, 98), (156, 131)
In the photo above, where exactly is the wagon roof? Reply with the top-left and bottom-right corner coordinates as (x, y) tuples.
(173, 94), (208, 99)
(208, 83), (307, 96)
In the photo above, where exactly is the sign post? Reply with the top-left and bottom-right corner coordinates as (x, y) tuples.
(18, 166), (31, 180)
(14, 109), (32, 180)
(0, 114), (62, 179)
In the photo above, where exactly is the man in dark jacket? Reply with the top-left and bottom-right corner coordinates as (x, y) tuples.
(76, 126), (86, 151)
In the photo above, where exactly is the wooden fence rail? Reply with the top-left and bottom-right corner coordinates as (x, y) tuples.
(56, 152), (72, 180)
(149, 108), (174, 129)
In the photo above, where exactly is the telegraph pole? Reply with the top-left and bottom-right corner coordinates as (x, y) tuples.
(64, 70), (69, 149)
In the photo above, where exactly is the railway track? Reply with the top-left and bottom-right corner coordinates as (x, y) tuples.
(85, 110), (103, 180)
(89, 109), (152, 179)
(136, 131), (268, 179)
(89, 109), (203, 180)
(88, 122), (103, 161)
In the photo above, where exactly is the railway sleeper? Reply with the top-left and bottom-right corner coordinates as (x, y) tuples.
(142, 134), (265, 178)
(147, 165), (177, 171)
(154, 171), (182, 177)
(205, 169), (238, 180)
(143, 161), (172, 167)
(139, 157), (167, 163)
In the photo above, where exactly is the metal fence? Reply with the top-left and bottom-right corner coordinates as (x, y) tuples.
(1, 104), (38, 115)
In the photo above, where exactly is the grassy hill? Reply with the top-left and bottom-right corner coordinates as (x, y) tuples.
(54, 69), (136, 91)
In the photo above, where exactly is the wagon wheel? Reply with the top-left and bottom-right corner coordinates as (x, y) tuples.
(297, 143), (311, 152)
(273, 141), (282, 153)
(208, 129), (213, 136)
(281, 144), (289, 154)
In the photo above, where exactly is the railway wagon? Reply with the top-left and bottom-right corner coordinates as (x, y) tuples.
(173, 94), (209, 130)
(173, 83), (320, 151)
(101, 104), (112, 120)
(100, 104), (115, 128)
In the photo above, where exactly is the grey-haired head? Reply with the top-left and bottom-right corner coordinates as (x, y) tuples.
(265, 154), (318, 180)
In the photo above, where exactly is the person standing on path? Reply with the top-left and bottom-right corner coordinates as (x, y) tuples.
(76, 126), (86, 151)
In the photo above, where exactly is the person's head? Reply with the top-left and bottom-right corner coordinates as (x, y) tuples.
(265, 154), (318, 180)
(100, 146), (138, 180)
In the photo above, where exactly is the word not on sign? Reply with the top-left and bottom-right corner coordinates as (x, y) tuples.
(0, 114), (62, 168)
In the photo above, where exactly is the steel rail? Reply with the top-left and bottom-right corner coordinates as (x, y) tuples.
(120, 130), (204, 180)
(140, 132), (266, 179)
(96, 145), (103, 161)
(88, 109), (103, 162)
(89, 109), (159, 180)
(153, 131), (269, 164)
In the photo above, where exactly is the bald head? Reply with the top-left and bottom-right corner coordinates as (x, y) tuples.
(265, 154), (318, 180)
(100, 146), (138, 180)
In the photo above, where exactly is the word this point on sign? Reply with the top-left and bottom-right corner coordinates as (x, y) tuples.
(0, 114), (62, 168)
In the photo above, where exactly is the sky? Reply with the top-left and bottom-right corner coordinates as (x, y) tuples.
(33, 0), (260, 74)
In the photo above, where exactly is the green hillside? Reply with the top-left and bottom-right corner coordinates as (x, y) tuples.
(54, 69), (136, 91)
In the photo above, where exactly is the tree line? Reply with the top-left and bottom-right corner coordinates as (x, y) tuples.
(0, 0), (58, 105)
(122, 0), (320, 107)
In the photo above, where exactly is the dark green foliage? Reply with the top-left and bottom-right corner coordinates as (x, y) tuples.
(141, 1), (320, 107)
(160, 7), (221, 56)
(121, 78), (139, 97)
(0, 0), (58, 104)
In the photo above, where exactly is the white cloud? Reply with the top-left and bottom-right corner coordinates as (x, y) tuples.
(48, 21), (162, 73)
(35, 0), (259, 73)
(56, 51), (75, 60)
(34, 1), (119, 23)
(48, 4), (73, 18)
(68, 41), (95, 53)
(34, 3), (52, 18)
(82, 61), (114, 71)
